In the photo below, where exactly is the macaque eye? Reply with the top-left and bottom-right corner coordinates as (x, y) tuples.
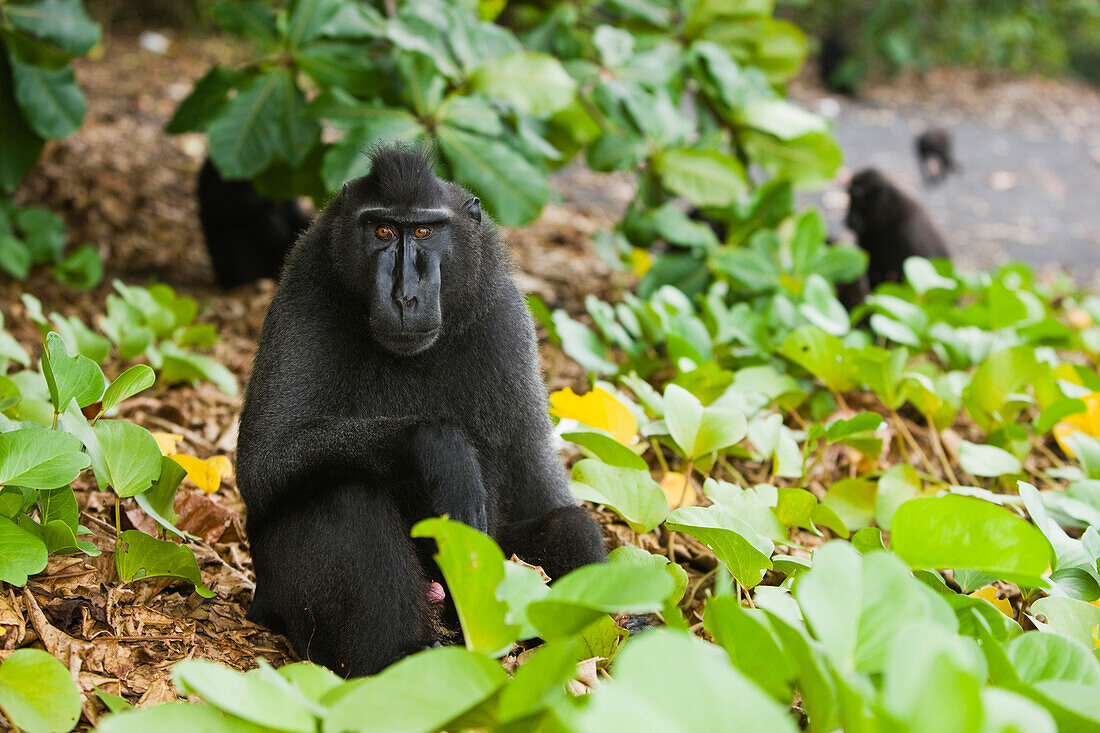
(376, 225), (395, 240)
(413, 226), (431, 239)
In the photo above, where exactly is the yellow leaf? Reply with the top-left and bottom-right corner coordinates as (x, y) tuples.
(1053, 392), (1100, 456)
(206, 455), (235, 482)
(168, 454), (228, 494)
(151, 432), (183, 456)
(1066, 308), (1093, 330)
(659, 471), (697, 511)
(630, 248), (651, 276)
(549, 387), (637, 445)
(968, 585), (1012, 618)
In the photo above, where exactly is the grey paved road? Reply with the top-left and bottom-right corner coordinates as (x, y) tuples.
(803, 99), (1100, 282)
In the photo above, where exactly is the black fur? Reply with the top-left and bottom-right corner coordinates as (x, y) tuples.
(820, 31), (857, 95)
(845, 168), (950, 289)
(197, 157), (310, 288)
(915, 128), (955, 185)
(236, 146), (607, 677)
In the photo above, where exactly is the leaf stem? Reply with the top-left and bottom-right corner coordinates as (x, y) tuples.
(926, 412), (959, 485)
(114, 496), (121, 535)
(891, 409), (936, 476)
(651, 437), (670, 474)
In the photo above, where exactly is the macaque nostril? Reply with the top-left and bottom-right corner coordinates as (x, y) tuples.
(403, 297), (417, 309)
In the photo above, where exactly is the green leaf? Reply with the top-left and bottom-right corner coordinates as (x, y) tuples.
(550, 310), (618, 375)
(958, 440), (1023, 477)
(165, 66), (256, 135)
(0, 51), (45, 192)
(526, 563), (673, 640)
(795, 542), (956, 675)
(158, 342), (238, 396)
(95, 702), (273, 733)
(1031, 597), (1100, 650)
(41, 331), (105, 411)
(0, 25), (72, 69)
(874, 464), (921, 530)
(101, 365), (155, 414)
(171, 659), (318, 732)
(0, 427), (88, 489)
(410, 518), (518, 657)
(15, 205), (66, 264)
(1004, 632), (1100, 729)
(0, 516), (47, 586)
(133, 456), (188, 539)
(93, 685), (134, 714)
(0, 235), (31, 279)
(570, 459), (667, 534)
(890, 495), (1052, 586)
(52, 243), (102, 290)
(962, 346), (1037, 432)
(0, 648), (81, 733)
(655, 148), (747, 207)
(211, 1), (279, 47)
(566, 630), (798, 732)
(562, 430), (647, 470)
(469, 52), (576, 117)
(799, 273), (849, 336)
(665, 505), (773, 589)
(496, 640), (578, 724)
(779, 325), (856, 393)
(5, 0), (101, 55)
(9, 57), (85, 139)
(115, 530), (214, 597)
(436, 124), (549, 227)
(663, 384), (747, 460)
(90, 421), (162, 497)
(319, 112), (424, 191)
(704, 596), (794, 701)
(286, 0), (342, 49)
(322, 647), (506, 733)
(904, 256), (956, 295)
(736, 98), (826, 139)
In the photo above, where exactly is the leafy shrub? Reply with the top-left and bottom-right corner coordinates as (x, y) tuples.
(0, 0), (100, 190)
(168, 0), (578, 225)
(0, 198), (103, 288)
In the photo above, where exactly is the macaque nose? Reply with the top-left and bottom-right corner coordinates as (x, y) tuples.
(403, 297), (417, 309)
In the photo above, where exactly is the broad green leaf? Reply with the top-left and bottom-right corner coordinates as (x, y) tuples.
(91, 421), (162, 497)
(890, 495), (1051, 585)
(437, 124), (549, 226)
(0, 235), (31, 279)
(665, 505), (773, 589)
(101, 365), (155, 414)
(663, 384), (747, 459)
(958, 440), (1023, 477)
(1004, 632), (1100, 729)
(795, 542), (956, 675)
(526, 563), (673, 640)
(562, 431), (647, 470)
(962, 346), (1037, 432)
(94, 702), (272, 733)
(736, 98), (826, 140)
(980, 688), (1057, 733)
(158, 342), (238, 396)
(874, 464), (922, 530)
(1030, 597), (1100, 650)
(286, 0), (342, 49)
(564, 631), (798, 733)
(822, 478), (876, 531)
(0, 428), (87, 489)
(93, 685), (134, 714)
(16, 206), (66, 264)
(0, 649), (81, 733)
(550, 310), (617, 375)
(115, 530), (214, 597)
(496, 640), (578, 724)
(655, 148), (747, 207)
(9, 58), (84, 140)
(5, 0), (101, 55)
(570, 459), (667, 534)
(496, 560), (550, 640)
(211, 1), (279, 47)
(704, 596), (793, 702)
(322, 647), (506, 733)
(0, 51), (45, 192)
(276, 664), (343, 704)
(410, 518), (517, 657)
(0, 516), (47, 586)
(319, 110), (424, 191)
(741, 128), (842, 187)
(52, 243), (103, 290)
(165, 66), (256, 135)
(0, 25), (72, 70)
(171, 659), (317, 732)
(799, 273), (849, 336)
(608, 545), (689, 608)
(469, 52), (575, 116)
(572, 457), (664, 530)
(779, 325), (856, 393)
(905, 257), (956, 295)
(42, 331), (106, 411)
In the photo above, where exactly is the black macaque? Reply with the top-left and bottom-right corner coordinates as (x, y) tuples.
(197, 157), (310, 288)
(845, 168), (950, 289)
(915, 127), (956, 184)
(236, 146), (607, 677)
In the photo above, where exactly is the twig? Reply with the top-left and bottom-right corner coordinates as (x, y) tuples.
(926, 412), (959, 484)
(892, 409), (936, 477)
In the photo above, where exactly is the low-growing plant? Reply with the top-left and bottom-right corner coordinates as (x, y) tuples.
(0, 198), (103, 289)
(0, 0), (100, 190)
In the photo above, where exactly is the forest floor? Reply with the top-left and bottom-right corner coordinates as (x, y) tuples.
(1, 32), (1096, 723)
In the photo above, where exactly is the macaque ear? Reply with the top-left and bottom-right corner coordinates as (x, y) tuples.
(462, 197), (481, 223)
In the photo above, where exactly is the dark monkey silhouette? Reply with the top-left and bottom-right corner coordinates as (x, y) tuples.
(915, 128), (956, 185)
(236, 147), (607, 676)
(197, 157), (310, 288)
(845, 168), (950, 291)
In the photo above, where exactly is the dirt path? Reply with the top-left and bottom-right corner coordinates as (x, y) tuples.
(792, 69), (1100, 284)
